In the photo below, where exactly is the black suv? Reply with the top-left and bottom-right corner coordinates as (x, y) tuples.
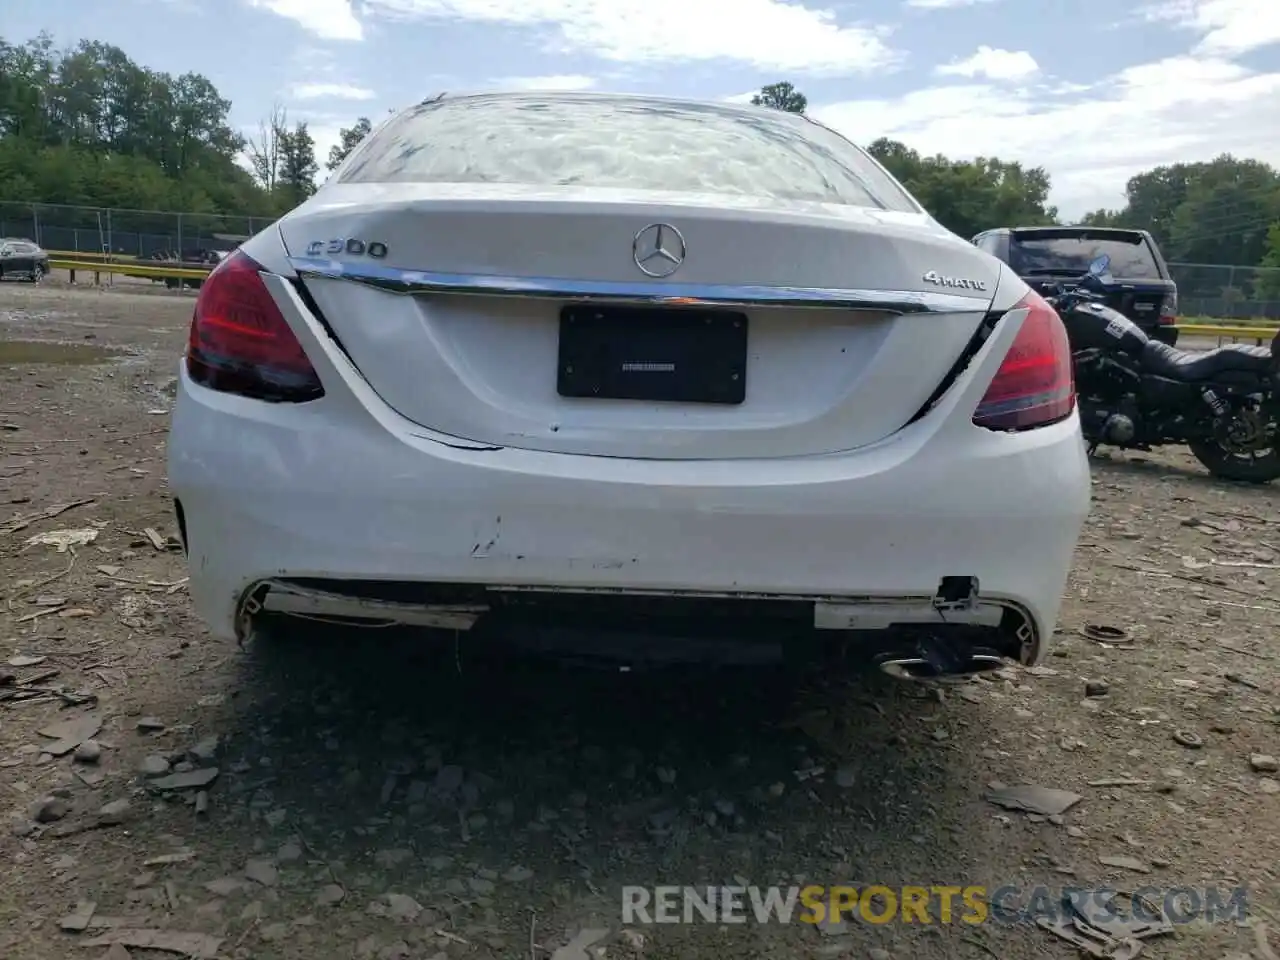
(972, 226), (1179, 346)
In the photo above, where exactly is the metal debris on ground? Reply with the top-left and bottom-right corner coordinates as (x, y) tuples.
(24, 527), (99, 551)
(1099, 854), (1152, 873)
(59, 901), (98, 932)
(1, 498), (95, 535)
(147, 766), (219, 792)
(985, 784), (1083, 816)
(550, 928), (611, 960)
(1081, 624), (1131, 644)
(77, 929), (223, 958)
(1037, 888), (1173, 959)
(37, 714), (102, 756)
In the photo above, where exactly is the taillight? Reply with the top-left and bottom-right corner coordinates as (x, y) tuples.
(1158, 292), (1178, 325)
(186, 250), (323, 402)
(972, 289), (1075, 431)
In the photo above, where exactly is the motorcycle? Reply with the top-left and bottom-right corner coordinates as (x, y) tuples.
(1045, 254), (1280, 483)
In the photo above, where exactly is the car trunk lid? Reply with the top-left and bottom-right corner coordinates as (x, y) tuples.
(277, 185), (1001, 460)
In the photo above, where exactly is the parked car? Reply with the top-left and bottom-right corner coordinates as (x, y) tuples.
(0, 238), (50, 282)
(972, 226), (1180, 346)
(168, 92), (1091, 681)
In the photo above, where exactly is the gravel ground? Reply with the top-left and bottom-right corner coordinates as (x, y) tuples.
(2, 282), (1280, 960)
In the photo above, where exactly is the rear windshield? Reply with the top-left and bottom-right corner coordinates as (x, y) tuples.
(1011, 232), (1162, 280)
(339, 95), (919, 212)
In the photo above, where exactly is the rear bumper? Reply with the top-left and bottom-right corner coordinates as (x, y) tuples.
(169, 378), (1090, 654)
(0, 258), (44, 277)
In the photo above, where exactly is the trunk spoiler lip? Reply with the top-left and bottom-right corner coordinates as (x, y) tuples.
(284, 256), (991, 315)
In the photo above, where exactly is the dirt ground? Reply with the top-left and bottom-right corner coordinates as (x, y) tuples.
(2, 280), (1279, 960)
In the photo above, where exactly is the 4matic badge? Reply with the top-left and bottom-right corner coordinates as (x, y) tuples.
(922, 270), (988, 291)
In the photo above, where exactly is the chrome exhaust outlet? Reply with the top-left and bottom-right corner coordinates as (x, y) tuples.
(877, 652), (1006, 682)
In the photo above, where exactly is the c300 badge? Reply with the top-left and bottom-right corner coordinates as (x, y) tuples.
(306, 238), (388, 258)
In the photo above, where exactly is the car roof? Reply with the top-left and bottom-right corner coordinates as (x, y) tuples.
(404, 90), (810, 127)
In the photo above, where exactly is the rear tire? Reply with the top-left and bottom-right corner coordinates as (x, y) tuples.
(1188, 440), (1280, 483)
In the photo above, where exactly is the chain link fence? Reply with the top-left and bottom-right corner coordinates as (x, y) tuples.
(1166, 263), (1280, 321)
(4, 200), (1280, 318)
(0, 201), (274, 260)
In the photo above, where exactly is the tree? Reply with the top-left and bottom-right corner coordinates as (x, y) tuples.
(1255, 222), (1280, 300)
(326, 116), (372, 172)
(0, 30), (271, 234)
(1120, 164), (1199, 250)
(1077, 209), (1124, 227)
(245, 103), (287, 193)
(277, 121), (318, 205)
(866, 138), (1056, 239)
(1163, 156), (1280, 267)
(751, 81), (806, 114)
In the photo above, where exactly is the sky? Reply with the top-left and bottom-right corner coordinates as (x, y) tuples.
(6, 0), (1280, 218)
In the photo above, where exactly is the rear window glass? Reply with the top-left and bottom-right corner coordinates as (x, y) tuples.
(1011, 233), (1162, 280)
(339, 94), (919, 212)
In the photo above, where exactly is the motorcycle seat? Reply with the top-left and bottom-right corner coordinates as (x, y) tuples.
(1140, 340), (1273, 381)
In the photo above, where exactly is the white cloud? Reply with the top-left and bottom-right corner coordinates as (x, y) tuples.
(307, 120), (348, 177)
(1143, 0), (1280, 55)
(495, 75), (597, 91)
(290, 82), (376, 100)
(363, 0), (898, 73)
(906, 0), (1001, 7)
(935, 46), (1039, 81)
(812, 54), (1280, 217)
(244, 0), (363, 40)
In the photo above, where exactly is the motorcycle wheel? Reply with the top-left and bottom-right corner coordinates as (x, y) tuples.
(1188, 439), (1280, 483)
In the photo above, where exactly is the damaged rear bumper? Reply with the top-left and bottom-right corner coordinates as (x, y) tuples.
(237, 576), (1039, 677)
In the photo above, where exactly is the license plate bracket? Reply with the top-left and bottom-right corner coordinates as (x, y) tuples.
(557, 305), (747, 404)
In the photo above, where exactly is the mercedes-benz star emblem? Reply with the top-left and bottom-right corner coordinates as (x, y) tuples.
(632, 223), (686, 278)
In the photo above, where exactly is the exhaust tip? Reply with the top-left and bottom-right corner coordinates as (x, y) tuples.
(878, 653), (1005, 681)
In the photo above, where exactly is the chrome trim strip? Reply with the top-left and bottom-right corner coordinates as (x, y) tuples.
(286, 256), (988, 314)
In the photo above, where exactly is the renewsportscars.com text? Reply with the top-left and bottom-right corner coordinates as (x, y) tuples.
(621, 884), (1249, 926)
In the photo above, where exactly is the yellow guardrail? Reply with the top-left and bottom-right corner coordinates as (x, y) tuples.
(48, 258), (212, 280)
(46, 249), (140, 262)
(1175, 323), (1278, 342)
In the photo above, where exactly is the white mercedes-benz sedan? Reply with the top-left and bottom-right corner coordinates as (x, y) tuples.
(168, 92), (1091, 679)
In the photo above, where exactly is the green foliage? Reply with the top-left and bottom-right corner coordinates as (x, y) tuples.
(751, 82), (806, 114)
(1162, 158), (1280, 267)
(327, 117), (372, 172)
(0, 31), (285, 219)
(1257, 222), (1280, 299)
(1080, 156), (1280, 269)
(865, 138), (1057, 240)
